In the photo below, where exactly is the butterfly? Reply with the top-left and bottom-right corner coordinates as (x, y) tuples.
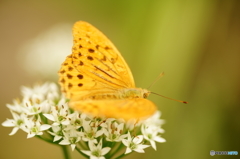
(58, 21), (157, 121)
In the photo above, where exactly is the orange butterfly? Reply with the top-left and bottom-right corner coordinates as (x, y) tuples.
(58, 21), (157, 120)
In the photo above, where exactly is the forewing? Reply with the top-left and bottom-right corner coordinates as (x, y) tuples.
(71, 21), (135, 89)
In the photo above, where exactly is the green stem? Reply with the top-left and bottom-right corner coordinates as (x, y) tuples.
(36, 135), (56, 145)
(61, 145), (71, 159)
(114, 152), (131, 159)
(75, 146), (89, 158)
(107, 142), (125, 159)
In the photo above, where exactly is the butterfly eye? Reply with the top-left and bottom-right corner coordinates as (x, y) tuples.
(143, 93), (148, 98)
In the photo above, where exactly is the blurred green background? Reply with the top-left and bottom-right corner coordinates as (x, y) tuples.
(1, 0), (240, 159)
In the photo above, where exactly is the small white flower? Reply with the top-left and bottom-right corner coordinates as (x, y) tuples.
(144, 111), (165, 130)
(82, 120), (104, 143)
(141, 124), (166, 150)
(23, 117), (51, 138)
(45, 82), (60, 101)
(66, 111), (84, 129)
(59, 129), (82, 151)
(43, 101), (70, 126)
(103, 119), (127, 142)
(81, 139), (111, 159)
(48, 125), (64, 142)
(21, 83), (49, 102)
(122, 132), (150, 154)
(6, 99), (24, 114)
(21, 82), (60, 106)
(21, 99), (47, 115)
(2, 111), (27, 135)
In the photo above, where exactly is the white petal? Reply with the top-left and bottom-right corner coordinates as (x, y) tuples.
(133, 135), (143, 144)
(36, 132), (43, 136)
(97, 139), (103, 149)
(70, 144), (76, 151)
(118, 134), (128, 141)
(27, 133), (35, 138)
(96, 130), (104, 137)
(122, 139), (129, 146)
(136, 144), (150, 152)
(2, 120), (15, 127)
(155, 136), (166, 143)
(53, 136), (62, 142)
(125, 147), (132, 154)
(61, 120), (70, 125)
(40, 124), (51, 131)
(81, 150), (91, 156)
(52, 122), (60, 126)
(101, 147), (111, 155)
(9, 127), (19, 135)
(59, 140), (70, 145)
(134, 148), (145, 153)
(150, 140), (157, 150)
(88, 140), (96, 151)
(43, 114), (55, 121)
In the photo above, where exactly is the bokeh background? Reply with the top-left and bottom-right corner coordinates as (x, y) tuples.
(1, 0), (240, 159)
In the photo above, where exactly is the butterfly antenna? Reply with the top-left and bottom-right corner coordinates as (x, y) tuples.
(151, 92), (188, 104)
(147, 72), (165, 89)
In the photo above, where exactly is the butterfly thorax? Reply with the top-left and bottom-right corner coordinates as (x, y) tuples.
(120, 88), (150, 99)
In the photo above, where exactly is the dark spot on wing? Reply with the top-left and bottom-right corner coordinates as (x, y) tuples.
(88, 48), (95, 53)
(77, 74), (83, 79)
(87, 56), (94, 61)
(68, 67), (73, 71)
(68, 83), (73, 89)
(79, 61), (84, 66)
(59, 70), (65, 74)
(67, 74), (73, 79)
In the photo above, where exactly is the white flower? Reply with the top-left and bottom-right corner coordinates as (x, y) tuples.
(81, 139), (111, 159)
(141, 125), (166, 150)
(6, 99), (24, 114)
(143, 111), (165, 130)
(66, 111), (84, 129)
(2, 111), (27, 135)
(48, 125), (63, 142)
(21, 82), (59, 108)
(122, 132), (150, 154)
(81, 120), (104, 143)
(21, 99), (47, 115)
(103, 119), (128, 142)
(141, 111), (166, 150)
(23, 117), (51, 138)
(43, 100), (70, 126)
(59, 129), (82, 151)
(21, 83), (49, 102)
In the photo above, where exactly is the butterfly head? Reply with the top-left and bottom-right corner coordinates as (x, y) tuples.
(142, 89), (150, 98)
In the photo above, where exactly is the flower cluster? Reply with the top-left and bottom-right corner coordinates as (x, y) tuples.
(2, 82), (166, 159)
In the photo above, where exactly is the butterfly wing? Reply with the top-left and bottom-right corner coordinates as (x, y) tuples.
(59, 55), (118, 100)
(59, 21), (135, 100)
(70, 98), (157, 120)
